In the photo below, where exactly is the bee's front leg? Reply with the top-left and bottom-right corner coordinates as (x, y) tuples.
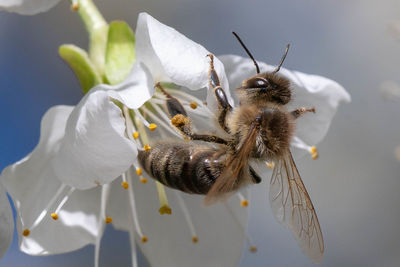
(290, 107), (315, 119)
(156, 82), (229, 145)
(207, 54), (232, 133)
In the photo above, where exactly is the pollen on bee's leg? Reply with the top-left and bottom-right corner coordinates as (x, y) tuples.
(156, 182), (172, 215)
(266, 161), (275, 169)
(170, 114), (189, 127)
(237, 192), (249, 207)
(174, 191), (198, 243)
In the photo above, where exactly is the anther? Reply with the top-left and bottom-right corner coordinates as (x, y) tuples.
(140, 177), (148, 184)
(159, 204), (172, 215)
(266, 161), (275, 169)
(71, 2), (79, 11)
(250, 246), (258, 253)
(143, 145), (151, 151)
(133, 132), (139, 139)
(189, 101), (198, 109)
(148, 123), (157, 131)
(141, 236), (148, 243)
(22, 229), (30, 237)
(192, 236), (199, 243)
(136, 168), (143, 176)
(105, 217), (113, 224)
(310, 146), (319, 159)
(121, 182), (129, 189)
(241, 200), (249, 207)
(50, 213), (58, 220)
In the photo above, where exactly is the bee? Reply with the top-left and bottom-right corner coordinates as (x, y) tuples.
(138, 32), (324, 263)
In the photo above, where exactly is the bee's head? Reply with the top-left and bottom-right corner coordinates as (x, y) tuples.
(232, 32), (291, 106)
(238, 72), (291, 105)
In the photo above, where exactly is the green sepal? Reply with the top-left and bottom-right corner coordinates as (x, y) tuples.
(105, 21), (136, 85)
(59, 44), (102, 94)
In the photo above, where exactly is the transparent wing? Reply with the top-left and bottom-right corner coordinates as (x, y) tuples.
(269, 151), (324, 263)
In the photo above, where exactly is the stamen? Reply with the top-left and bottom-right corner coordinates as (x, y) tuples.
(133, 109), (150, 127)
(150, 103), (172, 125)
(174, 191), (198, 243)
(133, 132), (139, 139)
(70, 0), (79, 11)
(30, 184), (67, 230)
(237, 192), (249, 207)
(266, 161), (275, 169)
(291, 136), (319, 159)
(50, 213), (58, 220)
(121, 175), (129, 189)
(140, 106), (181, 138)
(129, 229), (138, 267)
(105, 217), (113, 224)
(224, 203), (257, 253)
(22, 229), (30, 237)
(124, 172), (147, 242)
(156, 181), (172, 215)
(95, 184), (111, 267)
(136, 168), (143, 176)
(140, 177), (148, 184)
(53, 187), (75, 215)
(149, 123), (158, 131)
(190, 101), (198, 109)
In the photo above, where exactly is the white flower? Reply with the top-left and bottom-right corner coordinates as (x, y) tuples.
(0, 0), (61, 15)
(0, 181), (13, 259)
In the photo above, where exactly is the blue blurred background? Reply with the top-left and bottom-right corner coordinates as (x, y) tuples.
(1, 0), (400, 266)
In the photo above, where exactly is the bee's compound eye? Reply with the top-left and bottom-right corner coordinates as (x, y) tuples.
(246, 78), (270, 89)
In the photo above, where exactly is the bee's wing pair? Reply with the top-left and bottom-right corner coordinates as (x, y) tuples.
(270, 152), (324, 263)
(204, 119), (324, 263)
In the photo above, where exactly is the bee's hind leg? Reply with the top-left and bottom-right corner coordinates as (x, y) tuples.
(156, 82), (229, 145)
(207, 54), (232, 133)
(290, 107), (315, 119)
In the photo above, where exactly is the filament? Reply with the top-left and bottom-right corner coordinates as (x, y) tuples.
(133, 109), (150, 127)
(291, 136), (318, 159)
(129, 228), (138, 267)
(156, 181), (172, 215)
(53, 187), (76, 214)
(174, 191), (197, 241)
(95, 184), (111, 267)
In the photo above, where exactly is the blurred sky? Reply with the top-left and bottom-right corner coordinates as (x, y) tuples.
(1, 0), (400, 266)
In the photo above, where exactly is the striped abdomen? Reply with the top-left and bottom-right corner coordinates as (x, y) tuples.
(138, 142), (226, 195)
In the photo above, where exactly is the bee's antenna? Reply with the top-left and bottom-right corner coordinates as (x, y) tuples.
(232, 31), (260, 74)
(272, 44), (290, 73)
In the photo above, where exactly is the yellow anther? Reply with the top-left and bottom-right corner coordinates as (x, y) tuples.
(159, 204), (172, 215)
(311, 152), (319, 160)
(121, 182), (129, 189)
(266, 161), (275, 169)
(22, 229), (30, 237)
(141, 236), (148, 243)
(136, 168), (143, 176)
(192, 236), (199, 243)
(105, 217), (113, 224)
(143, 145), (151, 151)
(140, 177), (148, 184)
(310, 146), (318, 154)
(94, 180), (101, 186)
(240, 200), (249, 207)
(71, 3), (79, 11)
(250, 246), (258, 253)
(171, 114), (188, 127)
(50, 213), (58, 220)
(149, 123), (157, 131)
(189, 101), (198, 109)
(133, 131), (139, 139)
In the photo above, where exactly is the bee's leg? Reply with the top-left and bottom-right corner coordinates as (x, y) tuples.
(207, 54), (233, 133)
(249, 166), (262, 184)
(290, 107), (315, 119)
(156, 83), (229, 145)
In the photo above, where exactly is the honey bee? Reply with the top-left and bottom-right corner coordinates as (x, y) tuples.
(138, 32), (324, 263)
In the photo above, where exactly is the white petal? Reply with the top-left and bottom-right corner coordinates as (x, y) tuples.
(52, 90), (138, 190)
(0, 0), (60, 15)
(95, 62), (155, 109)
(135, 12), (233, 110)
(1, 106), (101, 255)
(107, 174), (247, 267)
(0, 182), (13, 258)
(219, 54), (351, 145)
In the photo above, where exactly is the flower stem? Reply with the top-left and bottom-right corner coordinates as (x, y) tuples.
(76, 0), (108, 79)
